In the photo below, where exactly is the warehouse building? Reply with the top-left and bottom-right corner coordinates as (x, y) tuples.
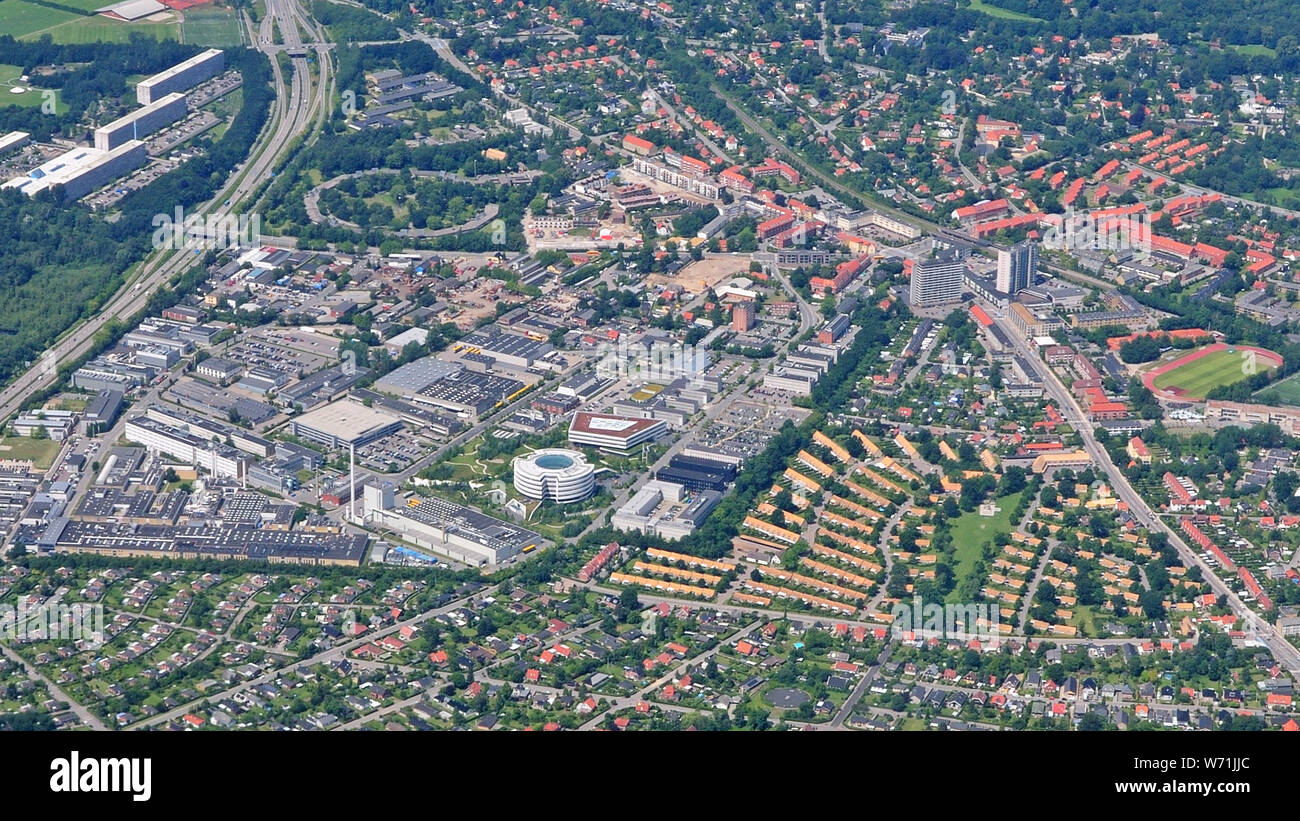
(289, 400), (403, 449)
(83, 390), (124, 435)
(373, 357), (462, 396)
(412, 370), (524, 421)
(51, 520), (367, 566)
(362, 485), (543, 566)
(457, 326), (553, 369)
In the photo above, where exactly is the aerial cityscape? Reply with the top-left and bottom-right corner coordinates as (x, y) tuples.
(3, 0), (1300, 741)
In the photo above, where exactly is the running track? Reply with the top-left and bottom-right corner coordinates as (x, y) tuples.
(1142, 342), (1282, 400)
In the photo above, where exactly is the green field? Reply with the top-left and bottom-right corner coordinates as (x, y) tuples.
(1254, 369), (1300, 407)
(965, 0), (1045, 22)
(181, 5), (243, 46)
(948, 490), (1023, 603)
(23, 16), (180, 43)
(1151, 347), (1279, 400)
(1233, 44), (1278, 57)
(1068, 604), (1100, 638)
(0, 435), (62, 469)
(0, 63), (49, 108)
(0, 0), (76, 39)
(45, 0), (114, 11)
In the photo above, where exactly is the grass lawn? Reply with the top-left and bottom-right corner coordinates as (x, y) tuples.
(966, 0), (1045, 22)
(1152, 347), (1279, 400)
(0, 435), (62, 469)
(47, 0), (114, 11)
(899, 716), (929, 731)
(46, 395), (89, 412)
(1069, 604), (1100, 638)
(947, 491), (1023, 603)
(1260, 186), (1300, 209)
(0, 63), (49, 108)
(181, 4), (244, 46)
(1233, 44), (1277, 57)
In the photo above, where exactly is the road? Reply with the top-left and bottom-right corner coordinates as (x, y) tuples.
(982, 303), (1300, 675)
(0, 0), (331, 427)
(0, 638), (107, 730)
(130, 583), (501, 730)
(953, 116), (984, 191)
(828, 638), (895, 727)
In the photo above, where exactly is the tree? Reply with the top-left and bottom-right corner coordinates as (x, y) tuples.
(1077, 712), (1105, 731)
(618, 587), (640, 613)
(1119, 335), (1163, 364)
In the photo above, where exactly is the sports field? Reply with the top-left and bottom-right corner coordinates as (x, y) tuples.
(1254, 370), (1300, 406)
(181, 4), (243, 45)
(1147, 343), (1281, 400)
(0, 0), (181, 43)
(25, 16), (180, 43)
(0, 0), (77, 39)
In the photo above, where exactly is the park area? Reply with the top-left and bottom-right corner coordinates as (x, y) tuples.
(948, 490), (1023, 603)
(1145, 343), (1281, 401)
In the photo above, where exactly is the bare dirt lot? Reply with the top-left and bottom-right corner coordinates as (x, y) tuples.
(646, 254), (753, 294)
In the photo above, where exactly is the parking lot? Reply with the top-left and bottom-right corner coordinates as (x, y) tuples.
(355, 429), (434, 473)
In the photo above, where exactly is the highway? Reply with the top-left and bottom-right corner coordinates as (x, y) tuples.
(0, 0), (331, 427)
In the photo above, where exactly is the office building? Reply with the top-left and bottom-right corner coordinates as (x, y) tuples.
(137, 48), (225, 104)
(123, 416), (246, 478)
(732, 300), (756, 332)
(94, 93), (186, 151)
(568, 412), (667, 455)
(3, 140), (148, 202)
(512, 449), (596, 503)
